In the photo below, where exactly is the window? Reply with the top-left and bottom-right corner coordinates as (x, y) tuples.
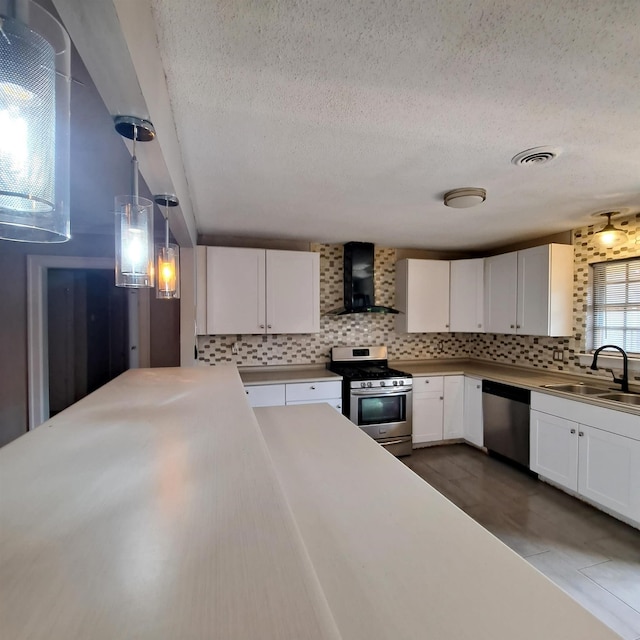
(591, 258), (640, 354)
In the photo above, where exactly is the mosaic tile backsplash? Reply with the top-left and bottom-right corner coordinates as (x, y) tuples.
(198, 214), (640, 382)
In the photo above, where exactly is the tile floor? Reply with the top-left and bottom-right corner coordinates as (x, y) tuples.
(402, 444), (640, 640)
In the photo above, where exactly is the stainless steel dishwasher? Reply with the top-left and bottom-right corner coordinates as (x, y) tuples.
(482, 380), (531, 469)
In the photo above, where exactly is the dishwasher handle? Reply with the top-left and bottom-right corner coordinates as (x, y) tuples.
(482, 380), (531, 405)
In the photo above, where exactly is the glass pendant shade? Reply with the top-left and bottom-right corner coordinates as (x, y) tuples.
(0, 0), (70, 242)
(594, 213), (627, 249)
(156, 242), (180, 299)
(115, 195), (154, 287)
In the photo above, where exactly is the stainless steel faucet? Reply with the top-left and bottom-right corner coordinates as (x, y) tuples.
(590, 345), (629, 393)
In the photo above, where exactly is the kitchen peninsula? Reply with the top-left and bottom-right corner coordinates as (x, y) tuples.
(0, 366), (622, 639)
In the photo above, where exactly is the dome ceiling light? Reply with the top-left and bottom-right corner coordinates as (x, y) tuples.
(593, 211), (627, 248)
(443, 187), (486, 209)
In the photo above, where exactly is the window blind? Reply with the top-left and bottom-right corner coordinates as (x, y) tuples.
(592, 258), (640, 354)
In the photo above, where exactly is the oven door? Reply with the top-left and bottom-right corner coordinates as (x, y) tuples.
(350, 387), (412, 439)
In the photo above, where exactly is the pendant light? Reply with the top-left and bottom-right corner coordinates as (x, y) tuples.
(154, 194), (180, 299)
(594, 212), (627, 249)
(114, 116), (155, 288)
(0, 0), (71, 242)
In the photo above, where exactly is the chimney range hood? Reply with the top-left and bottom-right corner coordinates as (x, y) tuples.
(327, 242), (400, 315)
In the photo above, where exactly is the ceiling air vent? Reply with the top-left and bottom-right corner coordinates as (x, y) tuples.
(511, 146), (561, 166)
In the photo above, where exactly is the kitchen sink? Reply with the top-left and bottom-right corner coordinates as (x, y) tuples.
(597, 393), (640, 405)
(542, 383), (608, 395)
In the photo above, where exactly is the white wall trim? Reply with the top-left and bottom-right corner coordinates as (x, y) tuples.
(27, 255), (114, 430)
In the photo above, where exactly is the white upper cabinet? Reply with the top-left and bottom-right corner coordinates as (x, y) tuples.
(395, 259), (450, 333)
(485, 244), (573, 336)
(450, 258), (484, 333)
(484, 251), (518, 334)
(205, 247), (319, 335)
(266, 250), (320, 334)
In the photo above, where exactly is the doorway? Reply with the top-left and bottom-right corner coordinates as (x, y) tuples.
(47, 269), (128, 416)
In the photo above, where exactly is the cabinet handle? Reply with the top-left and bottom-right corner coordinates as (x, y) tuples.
(310, 385), (316, 390)
(439, 396), (443, 400)
(578, 431), (584, 437)
(516, 324), (521, 329)
(425, 379), (429, 383)
(267, 324), (272, 329)
(510, 324), (515, 329)
(245, 390), (249, 394)
(445, 324), (449, 328)
(477, 324), (482, 328)
(259, 324), (265, 329)
(570, 428), (576, 434)
(476, 385), (480, 389)
(337, 405), (341, 409)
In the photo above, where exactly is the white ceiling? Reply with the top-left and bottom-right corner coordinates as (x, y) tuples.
(62, 1), (640, 251)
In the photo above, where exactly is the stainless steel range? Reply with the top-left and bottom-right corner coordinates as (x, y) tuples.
(328, 346), (412, 457)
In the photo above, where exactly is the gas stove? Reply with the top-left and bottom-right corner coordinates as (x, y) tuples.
(328, 346), (413, 457)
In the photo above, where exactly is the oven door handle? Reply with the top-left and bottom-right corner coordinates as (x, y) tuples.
(351, 388), (411, 397)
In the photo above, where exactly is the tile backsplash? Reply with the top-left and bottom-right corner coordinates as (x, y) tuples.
(198, 214), (640, 381)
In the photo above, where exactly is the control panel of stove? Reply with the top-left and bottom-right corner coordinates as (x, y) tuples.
(352, 377), (413, 389)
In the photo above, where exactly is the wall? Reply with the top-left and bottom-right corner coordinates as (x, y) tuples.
(198, 213), (640, 384)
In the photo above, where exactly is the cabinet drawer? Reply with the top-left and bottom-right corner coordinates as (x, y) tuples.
(412, 376), (444, 395)
(286, 398), (343, 412)
(244, 384), (286, 407)
(286, 380), (342, 402)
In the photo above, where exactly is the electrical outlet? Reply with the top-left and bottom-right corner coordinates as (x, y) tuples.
(552, 349), (564, 361)
(231, 342), (239, 355)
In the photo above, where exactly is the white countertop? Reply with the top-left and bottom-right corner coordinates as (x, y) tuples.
(240, 365), (342, 385)
(0, 366), (623, 639)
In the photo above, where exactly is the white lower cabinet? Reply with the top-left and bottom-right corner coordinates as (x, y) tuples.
(463, 377), (483, 447)
(285, 381), (342, 412)
(443, 376), (464, 439)
(578, 425), (640, 522)
(412, 376), (444, 445)
(530, 410), (578, 491)
(412, 376), (465, 446)
(530, 396), (640, 525)
(244, 384), (286, 408)
(244, 380), (342, 411)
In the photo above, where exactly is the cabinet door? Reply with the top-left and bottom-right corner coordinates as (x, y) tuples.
(244, 384), (286, 407)
(195, 246), (208, 335)
(463, 377), (483, 447)
(207, 247), (266, 335)
(443, 376), (464, 439)
(266, 250), (320, 334)
(484, 252), (517, 333)
(395, 259), (450, 333)
(578, 425), (640, 523)
(530, 409), (578, 491)
(517, 245), (550, 336)
(450, 259), (484, 333)
(413, 392), (444, 445)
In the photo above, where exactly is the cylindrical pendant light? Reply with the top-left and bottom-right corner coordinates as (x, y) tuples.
(114, 116), (155, 288)
(154, 194), (180, 299)
(0, 0), (70, 242)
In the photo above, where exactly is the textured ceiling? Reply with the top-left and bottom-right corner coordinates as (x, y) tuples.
(148, 0), (640, 250)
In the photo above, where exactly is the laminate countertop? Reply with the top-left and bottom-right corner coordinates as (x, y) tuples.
(0, 366), (624, 639)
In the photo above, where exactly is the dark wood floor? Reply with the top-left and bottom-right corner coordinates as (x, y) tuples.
(402, 444), (640, 640)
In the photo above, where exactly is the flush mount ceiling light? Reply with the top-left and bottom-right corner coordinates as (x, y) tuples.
(443, 187), (486, 209)
(154, 194), (180, 300)
(114, 116), (156, 288)
(593, 211), (627, 248)
(0, 0), (71, 242)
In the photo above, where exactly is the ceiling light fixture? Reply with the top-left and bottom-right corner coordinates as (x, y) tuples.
(443, 187), (486, 209)
(114, 116), (155, 288)
(594, 212), (627, 249)
(0, 0), (71, 242)
(154, 194), (180, 299)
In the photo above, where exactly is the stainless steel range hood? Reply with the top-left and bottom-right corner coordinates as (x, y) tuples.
(327, 242), (400, 315)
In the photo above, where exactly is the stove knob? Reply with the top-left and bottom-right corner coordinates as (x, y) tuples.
(393, 380), (398, 386)
(380, 381), (386, 387)
(367, 381), (372, 388)
(360, 382), (366, 388)
(399, 380), (404, 385)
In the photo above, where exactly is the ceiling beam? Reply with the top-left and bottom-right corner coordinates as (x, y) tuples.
(51, 0), (197, 248)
